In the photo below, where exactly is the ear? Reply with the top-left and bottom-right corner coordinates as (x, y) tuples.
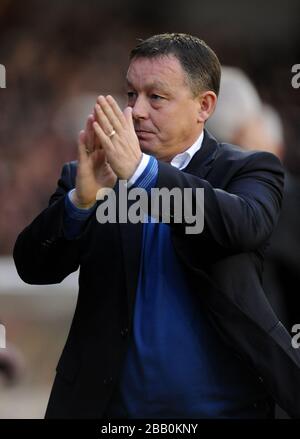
(197, 91), (217, 123)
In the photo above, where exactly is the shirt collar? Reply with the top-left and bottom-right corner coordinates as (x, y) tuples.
(170, 131), (204, 170)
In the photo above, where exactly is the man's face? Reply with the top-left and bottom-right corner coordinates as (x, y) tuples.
(126, 55), (203, 162)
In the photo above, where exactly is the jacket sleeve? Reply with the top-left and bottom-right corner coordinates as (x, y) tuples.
(155, 151), (284, 257)
(13, 162), (85, 285)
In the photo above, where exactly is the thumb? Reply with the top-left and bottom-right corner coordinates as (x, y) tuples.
(78, 130), (89, 163)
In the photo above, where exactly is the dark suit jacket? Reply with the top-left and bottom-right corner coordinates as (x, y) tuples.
(263, 172), (300, 329)
(13, 130), (300, 418)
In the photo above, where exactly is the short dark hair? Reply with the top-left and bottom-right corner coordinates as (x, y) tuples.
(130, 33), (221, 97)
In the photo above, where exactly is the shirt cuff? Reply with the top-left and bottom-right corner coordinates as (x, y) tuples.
(131, 155), (158, 193)
(127, 153), (151, 187)
(63, 189), (96, 240)
(65, 189), (97, 220)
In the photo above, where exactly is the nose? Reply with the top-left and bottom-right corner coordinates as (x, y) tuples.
(132, 95), (149, 120)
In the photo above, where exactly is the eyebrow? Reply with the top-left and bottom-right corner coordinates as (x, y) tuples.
(126, 78), (171, 93)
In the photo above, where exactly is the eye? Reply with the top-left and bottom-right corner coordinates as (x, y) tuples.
(150, 94), (163, 101)
(127, 91), (136, 99)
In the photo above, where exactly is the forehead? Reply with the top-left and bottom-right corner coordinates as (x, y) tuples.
(126, 55), (188, 90)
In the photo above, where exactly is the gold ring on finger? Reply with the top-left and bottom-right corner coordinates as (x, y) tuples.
(108, 129), (116, 138)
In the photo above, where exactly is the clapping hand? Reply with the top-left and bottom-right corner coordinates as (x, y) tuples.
(73, 111), (117, 208)
(93, 95), (142, 180)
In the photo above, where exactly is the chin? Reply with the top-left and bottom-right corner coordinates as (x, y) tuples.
(140, 141), (158, 155)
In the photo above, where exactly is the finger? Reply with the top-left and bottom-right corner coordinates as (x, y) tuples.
(97, 95), (123, 132)
(93, 121), (115, 155)
(84, 117), (91, 147)
(91, 149), (108, 172)
(106, 95), (127, 127)
(86, 114), (95, 151)
(78, 130), (89, 163)
(123, 106), (134, 129)
(91, 110), (103, 150)
(95, 103), (116, 137)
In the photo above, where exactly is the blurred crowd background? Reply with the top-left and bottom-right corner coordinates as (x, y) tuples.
(0, 0), (300, 254)
(0, 0), (299, 418)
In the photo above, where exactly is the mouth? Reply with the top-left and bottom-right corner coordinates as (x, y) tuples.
(136, 132), (155, 144)
(135, 129), (153, 134)
(135, 129), (156, 138)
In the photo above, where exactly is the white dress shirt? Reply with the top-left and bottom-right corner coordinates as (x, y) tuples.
(128, 130), (204, 187)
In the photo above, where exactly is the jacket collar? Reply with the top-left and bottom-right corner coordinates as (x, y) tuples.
(182, 129), (219, 179)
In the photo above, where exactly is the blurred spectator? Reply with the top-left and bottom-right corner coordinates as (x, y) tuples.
(206, 66), (265, 150)
(0, 340), (24, 386)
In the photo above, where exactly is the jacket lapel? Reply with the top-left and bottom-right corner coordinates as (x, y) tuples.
(183, 129), (219, 179)
(118, 206), (143, 325)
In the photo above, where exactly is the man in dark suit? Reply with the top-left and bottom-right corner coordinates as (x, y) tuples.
(13, 33), (300, 418)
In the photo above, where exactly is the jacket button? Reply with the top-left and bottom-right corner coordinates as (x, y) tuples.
(103, 376), (113, 385)
(121, 328), (129, 338)
(258, 376), (264, 383)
